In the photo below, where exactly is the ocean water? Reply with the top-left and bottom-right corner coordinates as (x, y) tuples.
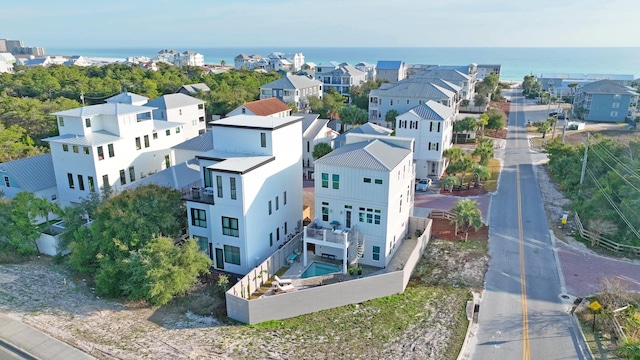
(47, 47), (640, 81)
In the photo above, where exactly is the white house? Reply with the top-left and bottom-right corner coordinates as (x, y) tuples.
(355, 62), (377, 81)
(267, 52), (305, 72)
(44, 93), (205, 206)
(259, 73), (323, 111)
(409, 66), (476, 101)
(234, 54), (264, 70)
(105, 92), (148, 106)
(376, 60), (407, 83)
(145, 93), (207, 136)
(300, 113), (337, 176)
(305, 133), (415, 271)
(184, 115), (303, 275)
(314, 62), (366, 101)
(226, 98), (292, 118)
(0, 153), (58, 202)
(179, 51), (205, 67)
(0, 52), (17, 73)
(368, 78), (457, 127)
(395, 100), (455, 179)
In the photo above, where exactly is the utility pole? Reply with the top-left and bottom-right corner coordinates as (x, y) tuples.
(579, 132), (590, 185)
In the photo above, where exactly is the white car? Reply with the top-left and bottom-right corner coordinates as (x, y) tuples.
(415, 178), (432, 192)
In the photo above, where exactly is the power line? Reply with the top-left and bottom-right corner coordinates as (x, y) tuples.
(592, 141), (640, 181)
(589, 144), (640, 194)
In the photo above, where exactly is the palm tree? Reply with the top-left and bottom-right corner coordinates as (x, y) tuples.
(476, 114), (489, 139)
(450, 199), (483, 242)
(471, 165), (491, 188)
(443, 146), (465, 164)
(32, 196), (60, 234)
(442, 176), (460, 193)
(472, 138), (494, 165)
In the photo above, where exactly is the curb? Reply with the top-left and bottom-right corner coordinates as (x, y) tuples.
(456, 291), (480, 360)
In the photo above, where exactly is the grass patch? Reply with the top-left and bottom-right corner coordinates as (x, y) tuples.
(482, 158), (500, 192)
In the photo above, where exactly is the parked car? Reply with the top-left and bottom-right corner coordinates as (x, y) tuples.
(549, 111), (559, 117)
(415, 178), (432, 191)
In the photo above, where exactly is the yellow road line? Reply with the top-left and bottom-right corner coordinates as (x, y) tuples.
(517, 165), (530, 359)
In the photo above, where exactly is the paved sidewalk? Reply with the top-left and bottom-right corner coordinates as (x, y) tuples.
(0, 313), (95, 360)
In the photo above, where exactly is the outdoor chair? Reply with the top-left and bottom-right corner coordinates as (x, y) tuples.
(275, 283), (295, 293)
(274, 275), (292, 285)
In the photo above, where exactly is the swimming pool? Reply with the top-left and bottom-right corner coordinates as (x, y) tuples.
(301, 261), (341, 279)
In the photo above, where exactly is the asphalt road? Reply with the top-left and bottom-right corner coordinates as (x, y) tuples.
(470, 90), (590, 359)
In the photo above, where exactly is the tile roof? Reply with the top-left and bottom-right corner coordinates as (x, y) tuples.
(376, 60), (404, 70)
(172, 132), (214, 152)
(0, 153), (56, 192)
(316, 139), (410, 171)
(105, 92), (149, 105)
(52, 103), (154, 117)
(145, 93), (204, 110)
(242, 98), (291, 116)
(578, 80), (639, 95)
(406, 100), (454, 120)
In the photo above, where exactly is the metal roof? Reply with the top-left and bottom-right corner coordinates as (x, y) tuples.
(577, 80), (639, 95)
(145, 93), (204, 110)
(316, 139), (410, 171)
(260, 74), (322, 90)
(295, 113), (320, 133)
(0, 153), (56, 192)
(43, 130), (122, 146)
(370, 79), (455, 99)
(177, 83), (211, 94)
(376, 60), (404, 70)
(406, 100), (454, 120)
(52, 103), (154, 117)
(212, 114), (303, 130)
(105, 92), (148, 104)
(127, 159), (201, 191)
(412, 68), (471, 81)
(172, 132), (214, 152)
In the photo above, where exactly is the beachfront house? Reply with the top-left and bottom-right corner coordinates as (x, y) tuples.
(306, 133), (415, 270)
(409, 67), (475, 101)
(572, 80), (639, 123)
(368, 77), (458, 128)
(44, 93), (205, 206)
(183, 115), (303, 275)
(395, 100), (455, 179)
(226, 98), (292, 117)
(259, 74), (323, 111)
(0, 52), (16, 73)
(537, 73), (635, 98)
(476, 65), (502, 81)
(314, 62), (366, 102)
(376, 60), (407, 83)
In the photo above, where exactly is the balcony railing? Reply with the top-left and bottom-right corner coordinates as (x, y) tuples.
(182, 187), (215, 204)
(304, 221), (350, 246)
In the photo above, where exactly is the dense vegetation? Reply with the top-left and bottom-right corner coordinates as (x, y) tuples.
(545, 136), (640, 246)
(0, 63), (282, 160)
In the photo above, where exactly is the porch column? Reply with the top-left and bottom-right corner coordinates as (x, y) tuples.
(342, 233), (348, 274)
(303, 227), (308, 266)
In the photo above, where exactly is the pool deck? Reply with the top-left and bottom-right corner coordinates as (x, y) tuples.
(282, 251), (344, 279)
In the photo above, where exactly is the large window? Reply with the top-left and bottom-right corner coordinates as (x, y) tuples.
(222, 216), (239, 237)
(224, 245), (240, 265)
(67, 173), (75, 189)
(193, 235), (209, 256)
(63, 144), (69, 152)
(119, 169), (126, 185)
(72, 145), (79, 153)
(359, 207), (381, 225)
(144, 135), (150, 148)
(321, 173), (329, 188)
(230, 177), (236, 200)
(373, 246), (381, 261)
(216, 175), (223, 197)
(191, 208), (207, 227)
(260, 132), (266, 147)
(332, 174), (340, 189)
(88, 176), (95, 192)
(204, 168), (213, 188)
(97, 146), (104, 160)
(108, 144), (115, 157)
(129, 167), (135, 182)
(322, 202), (329, 221)
(135, 137), (141, 150)
(77, 175), (85, 191)
(85, 118), (91, 128)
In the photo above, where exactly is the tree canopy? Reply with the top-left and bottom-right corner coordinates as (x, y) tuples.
(339, 105), (368, 125)
(349, 79), (386, 111)
(312, 142), (332, 159)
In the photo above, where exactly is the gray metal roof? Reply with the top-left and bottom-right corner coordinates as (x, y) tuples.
(177, 83), (211, 94)
(317, 138), (409, 171)
(127, 159), (201, 191)
(427, 78), (462, 93)
(413, 68), (471, 81)
(0, 153), (56, 192)
(105, 92), (148, 104)
(370, 79), (455, 99)
(260, 74), (322, 90)
(406, 100), (454, 120)
(43, 130), (122, 146)
(172, 132), (214, 152)
(52, 103), (154, 117)
(304, 118), (330, 140)
(376, 60), (403, 70)
(145, 93), (204, 110)
(578, 80), (639, 95)
(295, 113), (320, 133)
(333, 123), (393, 146)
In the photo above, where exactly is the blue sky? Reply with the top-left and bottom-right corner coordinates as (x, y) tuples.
(4, 0), (640, 48)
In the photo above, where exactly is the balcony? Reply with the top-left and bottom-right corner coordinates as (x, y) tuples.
(303, 221), (350, 246)
(182, 187), (215, 205)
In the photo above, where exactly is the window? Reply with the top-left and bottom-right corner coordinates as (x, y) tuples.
(193, 235), (209, 255)
(610, 111), (618, 117)
(59, 117), (64, 126)
(364, 178), (371, 183)
(276, 228), (280, 241)
(144, 135), (150, 148)
(284, 222), (288, 234)
(437, 122), (441, 132)
(224, 245), (240, 265)
(204, 168), (213, 188)
(216, 175), (223, 197)
(269, 233), (273, 247)
(77, 175), (85, 191)
(321, 173), (329, 188)
(373, 246), (380, 261)
(67, 173), (75, 189)
(72, 145), (79, 153)
(612, 102), (620, 108)
(179, 109), (182, 116)
(62, 144), (69, 152)
(332, 174), (340, 189)
(260, 132), (266, 147)
(152, 132), (158, 140)
(307, 141), (310, 152)
(88, 176), (95, 192)
(359, 207), (381, 225)
(283, 191), (287, 205)
(4, 176), (10, 187)
(97, 146), (104, 160)
(120, 169), (126, 185)
(198, 104), (204, 110)
(268, 200), (272, 215)
(165, 155), (170, 168)
(230, 177), (236, 200)
(102, 174), (109, 189)
(222, 217), (239, 237)
(129, 166), (135, 182)
(199, 116), (205, 123)
(374, 209), (381, 225)
(108, 144), (115, 157)
(375, 179), (383, 185)
(85, 118), (91, 128)
(83, 146), (89, 154)
(275, 196), (279, 210)
(191, 208), (207, 227)
(322, 202), (329, 221)
(135, 137), (141, 150)
(176, 127), (181, 134)
(166, 129), (171, 136)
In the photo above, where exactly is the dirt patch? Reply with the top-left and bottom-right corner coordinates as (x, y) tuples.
(439, 187), (488, 197)
(429, 218), (489, 242)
